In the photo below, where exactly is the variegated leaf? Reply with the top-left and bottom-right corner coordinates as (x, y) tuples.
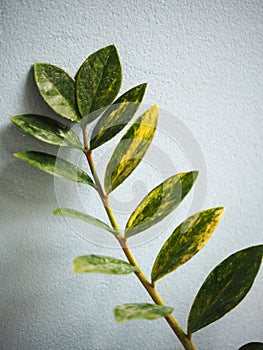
(114, 303), (174, 323)
(188, 245), (263, 334)
(14, 151), (94, 186)
(151, 207), (225, 282)
(104, 104), (158, 194)
(125, 171), (198, 238)
(90, 83), (147, 149)
(52, 208), (117, 235)
(73, 255), (138, 274)
(34, 63), (79, 122)
(76, 45), (122, 123)
(11, 114), (83, 149)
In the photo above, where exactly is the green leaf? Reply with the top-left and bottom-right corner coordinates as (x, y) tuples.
(188, 245), (263, 334)
(14, 151), (94, 186)
(104, 104), (158, 194)
(76, 45), (122, 123)
(125, 171), (198, 238)
(151, 207), (225, 283)
(114, 303), (174, 323)
(34, 63), (79, 122)
(52, 208), (117, 236)
(73, 255), (138, 274)
(11, 114), (83, 149)
(238, 343), (263, 350)
(90, 83), (147, 149)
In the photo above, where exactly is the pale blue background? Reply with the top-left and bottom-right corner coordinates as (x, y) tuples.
(0, 1), (262, 349)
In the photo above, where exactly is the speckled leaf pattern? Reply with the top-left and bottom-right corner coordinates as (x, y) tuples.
(34, 63), (79, 122)
(104, 104), (158, 194)
(125, 171), (198, 238)
(11, 114), (83, 149)
(14, 151), (94, 186)
(114, 303), (174, 323)
(90, 83), (147, 149)
(76, 45), (122, 123)
(151, 207), (225, 282)
(188, 245), (263, 334)
(52, 208), (117, 235)
(73, 255), (138, 274)
(238, 343), (263, 350)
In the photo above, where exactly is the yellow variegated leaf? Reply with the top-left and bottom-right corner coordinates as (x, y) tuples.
(104, 104), (158, 194)
(76, 45), (122, 123)
(151, 207), (225, 283)
(90, 83), (147, 149)
(125, 171), (198, 238)
(188, 245), (263, 334)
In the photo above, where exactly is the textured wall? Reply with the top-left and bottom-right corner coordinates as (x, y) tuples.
(0, 0), (262, 349)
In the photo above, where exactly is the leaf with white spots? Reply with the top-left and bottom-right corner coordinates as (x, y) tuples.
(104, 104), (158, 194)
(76, 45), (122, 123)
(188, 245), (263, 334)
(125, 171), (198, 238)
(73, 255), (138, 274)
(14, 151), (94, 186)
(114, 303), (174, 323)
(11, 114), (83, 149)
(151, 207), (225, 283)
(34, 63), (80, 122)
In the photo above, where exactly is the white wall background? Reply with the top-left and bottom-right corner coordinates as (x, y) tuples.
(0, 0), (262, 349)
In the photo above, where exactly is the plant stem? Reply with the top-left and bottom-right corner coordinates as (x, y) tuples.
(82, 127), (197, 350)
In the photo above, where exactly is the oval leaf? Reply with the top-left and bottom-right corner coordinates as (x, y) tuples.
(114, 303), (174, 323)
(52, 208), (117, 236)
(151, 207), (225, 282)
(104, 104), (158, 194)
(34, 63), (79, 122)
(73, 255), (138, 274)
(76, 45), (122, 122)
(239, 343), (263, 350)
(188, 245), (263, 334)
(125, 171), (198, 238)
(14, 151), (94, 186)
(90, 83), (147, 149)
(11, 114), (83, 149)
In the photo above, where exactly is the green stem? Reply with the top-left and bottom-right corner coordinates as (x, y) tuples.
(82, 127), (197, 350)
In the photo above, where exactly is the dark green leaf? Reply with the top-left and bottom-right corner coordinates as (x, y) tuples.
(76, 45), (122, 123)
(151, 207), (225, 282)
(73, 255), (138, 274)
(90, 83), (147, 149)
(104, 104), (158, 194)
(34, 63), (79, 122)
(125, 171), (198, 238)
(52, 208), (117, 235)
(238, 343), (263, 350)
(114, 303), (174, 323)
(14, 151), (94, 186)
(188, 245), (263, 334)
(11, 114), (83, 149)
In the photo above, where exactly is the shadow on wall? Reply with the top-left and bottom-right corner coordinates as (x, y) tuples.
(0, 69), (96, 348)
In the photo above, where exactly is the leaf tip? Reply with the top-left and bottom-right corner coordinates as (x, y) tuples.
(52, 208), (61, 216)
(13, 152), (20, 158)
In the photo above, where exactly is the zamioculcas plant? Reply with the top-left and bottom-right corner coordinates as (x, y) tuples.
(11, 45), (262, 350)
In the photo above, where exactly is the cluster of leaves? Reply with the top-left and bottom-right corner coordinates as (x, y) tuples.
(11, 45), (262, 349)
